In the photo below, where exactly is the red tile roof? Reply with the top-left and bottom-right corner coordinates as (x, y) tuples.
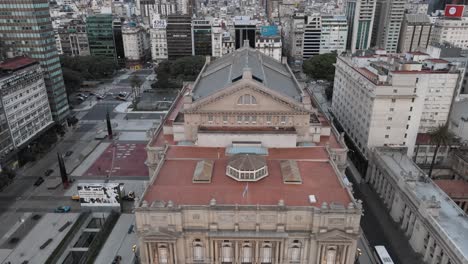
(0, 56), (37, 71)
(434, 179), (468, 199)
(425, 58), (449, 63)
(143, 146), (351, 206)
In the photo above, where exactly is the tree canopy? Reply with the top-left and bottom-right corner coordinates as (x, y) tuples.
(60, 56), (117, 94)
(302, 52), (337, 82)
(153, 56), (205, 89)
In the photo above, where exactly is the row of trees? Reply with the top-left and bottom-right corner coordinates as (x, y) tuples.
(60, 56), (118, 94)
(302, 52), (337, 100)
(152, 56), (205, 89)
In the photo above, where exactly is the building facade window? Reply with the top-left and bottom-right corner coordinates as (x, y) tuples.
(193, 239), (203, 261)
(158, 245), (169, 263)
(221, 242), (233, 263)
(238, 94), (257, 105)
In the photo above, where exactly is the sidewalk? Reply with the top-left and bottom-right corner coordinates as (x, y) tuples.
(347, 162), (424, 264)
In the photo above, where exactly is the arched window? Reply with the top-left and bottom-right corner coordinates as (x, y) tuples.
(158, 245), (169, 263)
(290, 240), (301, 262)
(326, 246), (337, 264)
(237, 94), (257, 105)
(241, 243), (252, 263)
(193, 239), (203, 261)
(261, 243), (273, 263)
(221, 242), (233, 263)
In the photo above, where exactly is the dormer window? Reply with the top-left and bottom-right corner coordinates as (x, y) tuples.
(238, 94), (257, 105)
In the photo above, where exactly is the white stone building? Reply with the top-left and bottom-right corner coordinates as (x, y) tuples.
(122, 24), (150, 69)
(332, 50), (461, 157)
(150, 27), (168, 62)
(0, 57), (53, 148)
(136, 46), (362, 264)
(431, 17), (468, 50)
(255, 36), (282, 61)
(366, 147), (468, 264)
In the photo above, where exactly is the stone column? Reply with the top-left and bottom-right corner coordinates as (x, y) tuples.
(214, 241), (219, 264)
(406, 214), (416, 237)
(316, 244), (323, 264)
(401, 207), (410, 231)
(423, 236), (434, 262)
(255, 241), (260, 264)
(431, 245), (441, 264)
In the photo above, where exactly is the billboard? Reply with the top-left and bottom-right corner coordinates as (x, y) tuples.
(260, 25), (279, 37)
(77, 183), (121, 207)
(152, 19), (167, 29)
(445, 5), (465, 18)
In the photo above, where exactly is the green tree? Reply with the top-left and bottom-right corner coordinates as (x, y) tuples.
(428, 125), (455, 178)
(130, 75), (143, 108)
(302, 52), (337, 82)
(153, 56), (205, 89)
(62, 68), (83, 95)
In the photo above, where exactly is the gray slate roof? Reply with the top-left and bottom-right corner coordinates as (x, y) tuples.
(192, 47), (303, 101)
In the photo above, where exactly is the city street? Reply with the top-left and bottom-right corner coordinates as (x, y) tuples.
(0, 68), (167, 262)
(347, 161), (424, 264)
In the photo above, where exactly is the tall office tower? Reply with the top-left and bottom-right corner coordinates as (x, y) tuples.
(192, 20), (212, 56)
(345, 0), (376, 53)
(398, 14), (433, 53)
(234, 16), (257, 49)
(137, 0), (177, 25)
(302, 14), (321, 59)
(87, 15), (116, 60)
(0, 0), (69, 123)
(320, 15), (348, 55)
(288, 13), (305, 65)
(113, 18), (126, 68)
(166, 15), (193, 60)
(373, 0), (406, 53)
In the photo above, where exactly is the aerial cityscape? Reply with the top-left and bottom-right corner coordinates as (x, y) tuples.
(0, 0), (467, 263)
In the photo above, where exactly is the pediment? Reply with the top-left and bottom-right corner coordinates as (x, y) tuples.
(315, 229), (358, 242)
(185, 79), (310, 113)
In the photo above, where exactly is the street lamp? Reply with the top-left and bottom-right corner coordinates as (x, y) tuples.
(354, 248), (362, 264)
(132, 244), (139, 264)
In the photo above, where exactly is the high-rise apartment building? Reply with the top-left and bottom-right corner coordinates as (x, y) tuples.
(150, 27), (168, 62)
(166, 14), (192, 59)
(288, 13), (305, 65)
(58, 19), (90, 57)
(320, 15), (348, 55)
(398, 14), (433, 53)
(0, 57), (53, 149)
(137, 0), (177, 24)
(0, 0), (69, 123)
(192, 20), (212, 56)
(122, 24), (150, 70)
(345, 0), (376, 53)
(87, 14), (116, 60)
(431, 17), (468, 49)
(332, 50), (461, 157)
(373, 0), (406, 53)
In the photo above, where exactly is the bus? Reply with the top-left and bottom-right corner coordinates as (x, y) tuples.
(374, 245), (395, 264)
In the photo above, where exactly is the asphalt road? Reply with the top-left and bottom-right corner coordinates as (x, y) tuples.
(346, 163), (424, 264)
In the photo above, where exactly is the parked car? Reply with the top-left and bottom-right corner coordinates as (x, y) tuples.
(112, 255), (122, 264)
(33, 177), (44, 186)
(76, 96), (85, 102)
(115, 96), (126, 101)
(44, 169), (54, 176)
(76, 93), (88, 98)
(65, 151), (73, 157)
(96, 94), (105, 100)
(118, 92), (128, 97)
(71, 195), (80, 201)
(54, 206), (71, 213)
